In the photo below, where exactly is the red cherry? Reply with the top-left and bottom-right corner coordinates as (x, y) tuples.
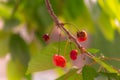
(70, 50), (78, 60)
(53, 54), (66, 68)
(42, 34), (50, 41)
(77, 30), (87, 42)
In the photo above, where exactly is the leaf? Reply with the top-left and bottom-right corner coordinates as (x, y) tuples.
(7, 60), (25, 80)
(56, 67), (83, 80)
(9, 34), (30, 74)
(106, 0), (120, 21)
(87, 48), (99, 54)
(4, 17), (20, 30)
(27, 41), (76, 73)
(82, 65), (97, 80)
(98, 0), (120, 21)
(93, 57), (119, 73)
(0, 31), (10, 57)
(7, 60), (32, 80)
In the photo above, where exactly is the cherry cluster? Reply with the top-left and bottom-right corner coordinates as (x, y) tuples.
(43, 30), (87, 68)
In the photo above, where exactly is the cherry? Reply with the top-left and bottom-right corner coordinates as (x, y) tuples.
(70, 50), (78, 60)
(53, 54), (66, 68)
(42, 34), (50, 41)
(77, 30), (87, 42)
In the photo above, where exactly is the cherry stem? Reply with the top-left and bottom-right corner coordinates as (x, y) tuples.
(64, 40), (69, 56)
(58, 31), (61, 55)
(69, 41), (73, 50)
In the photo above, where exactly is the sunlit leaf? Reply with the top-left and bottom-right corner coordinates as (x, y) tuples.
(98, 0), (120, 21)
(7, 60), (25, 80)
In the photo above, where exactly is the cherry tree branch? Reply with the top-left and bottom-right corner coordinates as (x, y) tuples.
(45, 0), (93, 58)
(45, 0), (120, 74)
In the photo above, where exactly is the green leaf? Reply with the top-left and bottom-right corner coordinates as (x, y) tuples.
(56, 68), (83, 80)
(106, 0), (120, 21)
(4, 17), (20, 30)
(87, 48), (99, 54)
(0, 31), (10, 57)
(82, 65), (97, 80)
(7, 60), (25, 80)
(98, 0), (120, 21)
(93, 57), (119, 73)
(7, 60), (32, 80)
(9, 34), (30, 74)
(27, 41), (76, 73)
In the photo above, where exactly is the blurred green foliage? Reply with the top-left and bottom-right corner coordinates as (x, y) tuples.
(0, 0), (120, 80)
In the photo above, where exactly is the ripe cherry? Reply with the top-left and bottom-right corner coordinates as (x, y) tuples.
(77, 30), (87, 42)
(42, 34), (50, 41)
(70, 50), (78, 60)
(53, 54), (66, 68)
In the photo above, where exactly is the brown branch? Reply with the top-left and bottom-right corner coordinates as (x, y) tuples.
(45, 0), (120, 73)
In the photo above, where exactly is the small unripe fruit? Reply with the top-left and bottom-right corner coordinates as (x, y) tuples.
(70, 50), (78, 60)
(53, 54), (66, 68)
(77, 30), (87, 42)
(42, 34), (50, 41)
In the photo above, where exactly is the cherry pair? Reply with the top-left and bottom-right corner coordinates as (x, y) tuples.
(53, 49), (78, 68)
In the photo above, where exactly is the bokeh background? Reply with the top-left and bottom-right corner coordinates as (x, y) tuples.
(0, 0), (120, 80)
